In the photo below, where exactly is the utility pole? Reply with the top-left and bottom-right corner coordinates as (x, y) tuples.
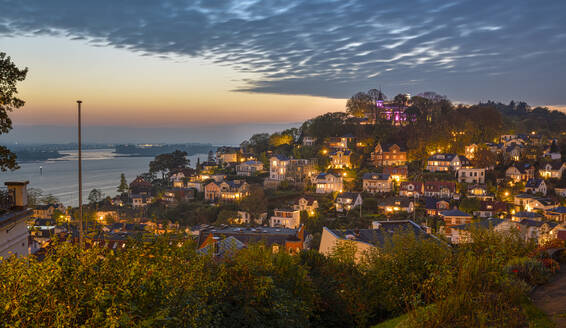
(77, 100), (83, 248)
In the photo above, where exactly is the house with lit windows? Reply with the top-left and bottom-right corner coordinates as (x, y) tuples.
(426, 154), (470, 172)
(269, 155), (290, 181)
(204, 180), (249, 202)
(538, 161), (566, 180)
(270, 208), (301, 229)
(457, 167), (486, 184)
(335, 192), (362, 212)
(329, 150), (352, 169)
(371, 143), (407, 167)
(362, 173), (393, 193)
(314, 173), (343, 193)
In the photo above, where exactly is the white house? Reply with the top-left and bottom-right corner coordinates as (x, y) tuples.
(270, 208), (301, 229)
(362, 173), (393, 193)
(236, 160), (264, 177)
(426, 154), (470, 172)
(335, 192), (362, 212)
(539, 161), (566, 180)
(269, 155), (290, 181)
(525, 179), (547, 196)
(314, 173), (343, 194)
(457, 168), (486, 184)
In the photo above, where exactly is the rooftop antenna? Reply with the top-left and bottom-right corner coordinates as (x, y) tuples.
(77, 100), (84, 249)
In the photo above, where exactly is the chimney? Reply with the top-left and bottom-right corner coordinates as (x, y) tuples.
(5, 181), (29, 208)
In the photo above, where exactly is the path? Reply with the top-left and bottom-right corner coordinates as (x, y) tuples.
(532, 254), (566, 327)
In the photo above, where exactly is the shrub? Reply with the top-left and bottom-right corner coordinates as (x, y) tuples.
(505, 257), (552, 286)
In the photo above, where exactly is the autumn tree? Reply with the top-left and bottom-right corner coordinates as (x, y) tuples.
(0, 52), (28, 171)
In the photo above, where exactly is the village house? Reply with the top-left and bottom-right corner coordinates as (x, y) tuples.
(329, 150), (352, 169)
(539, 161), (566, 180)
(197, 225), (305, 255)
(371, 143), (407, 167)
(293, 197), (319, 216)
(439, 208), (474, 243)
(286, 159), (318, 183)
(425, 198), (450, 216)
(230, 211), (266, 225)
(132, 195), (153, 208)
(326, 134), (354, 150)
(545, 207), (566, 222)
(236, 160), (264, 177)
(314, 173), (343, 194)
(473, 201), (508, 218)
(302, 136), (317, 146)
(449, 218), (517, 244)
(383, 166), (408, 182)
(467, 185), (494, 201)
(518, 219), (559, 244)
(504, 144), (524, 161)
(200, 161), (218, 174)
(319, 220), (433, 262)
(378, 197), (415, 213)
(269, 155), (290, 181)
(524, 178), (547, 196)
(505, 163), (536, 182)
(204, 180), (249, 202)
(457, 167), (486, 184)
(555, 188), (566, 198)
(423, 181), (456, 199)
(216, 146), (240, 164)
(129, 176), (152, 196)
(362, 173), (393, 193)
(512, 211), (544, 222)
(270, 208), (301, 229)
(335, 192), (362, 212)
(426, 154), (470, 172)
(33, 203), (65, 219)
(399, 181), (424, 198)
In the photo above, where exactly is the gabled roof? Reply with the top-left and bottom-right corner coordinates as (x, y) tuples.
(513, 211), (544, 219)
(330, 150), (352, 156)
(439, 209), (472, 217)
(519, 219), (558, 229)
(525, 178), (544, 188)
(543, 161), (565, 170)
(379, 197), (413, 207)
(324, 220), (432, 247)
(362, 172), (390, 180)
(316, 172), (338, 180)
(271, 154), (290, 161)
(548, 207), (566, 214)
(452, 218), (505, 231)
(336, 192), (361, 201)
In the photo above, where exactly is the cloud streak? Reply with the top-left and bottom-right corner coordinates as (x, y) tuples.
(1, 0), (565, 101)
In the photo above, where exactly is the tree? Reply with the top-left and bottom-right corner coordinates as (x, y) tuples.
(149, 150), (189, 179)
(88, 189), (104, 204)
(40, 194), (60, 205)
(239, 185), (267, 223)
(472, 148), (497, 168)
(345, 92), (373, 117)
(117, 173), (129, 194)
(0, 52), (28, 171)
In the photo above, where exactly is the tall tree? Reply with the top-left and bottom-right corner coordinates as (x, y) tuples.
(117, 173), (129, 194)
(88, 189), (104, 204)
(239, 185), (268, 224)
(0, 52), (28, 171)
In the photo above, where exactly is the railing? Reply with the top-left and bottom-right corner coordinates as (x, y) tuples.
(0, 187), (15, 212)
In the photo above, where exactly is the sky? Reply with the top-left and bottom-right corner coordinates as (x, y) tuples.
(1, 0), (566, 144)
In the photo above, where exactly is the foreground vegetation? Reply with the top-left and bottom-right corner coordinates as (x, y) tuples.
(1, 229), (562, 327)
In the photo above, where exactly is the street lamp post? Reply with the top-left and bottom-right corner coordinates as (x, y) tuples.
(77, 100), (83, 248)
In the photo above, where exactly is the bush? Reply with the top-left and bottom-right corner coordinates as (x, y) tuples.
(505, 257), (552, 286)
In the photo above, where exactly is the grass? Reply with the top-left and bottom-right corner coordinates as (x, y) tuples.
(521, 297), (555, 328)
(371, 313), (407, 328)
(372, 300), (554, 328)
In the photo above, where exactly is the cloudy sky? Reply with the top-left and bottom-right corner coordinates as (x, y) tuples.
(1, 0), (565, 142)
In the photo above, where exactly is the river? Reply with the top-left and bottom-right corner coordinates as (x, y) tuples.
(0, 149), (208, 207)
